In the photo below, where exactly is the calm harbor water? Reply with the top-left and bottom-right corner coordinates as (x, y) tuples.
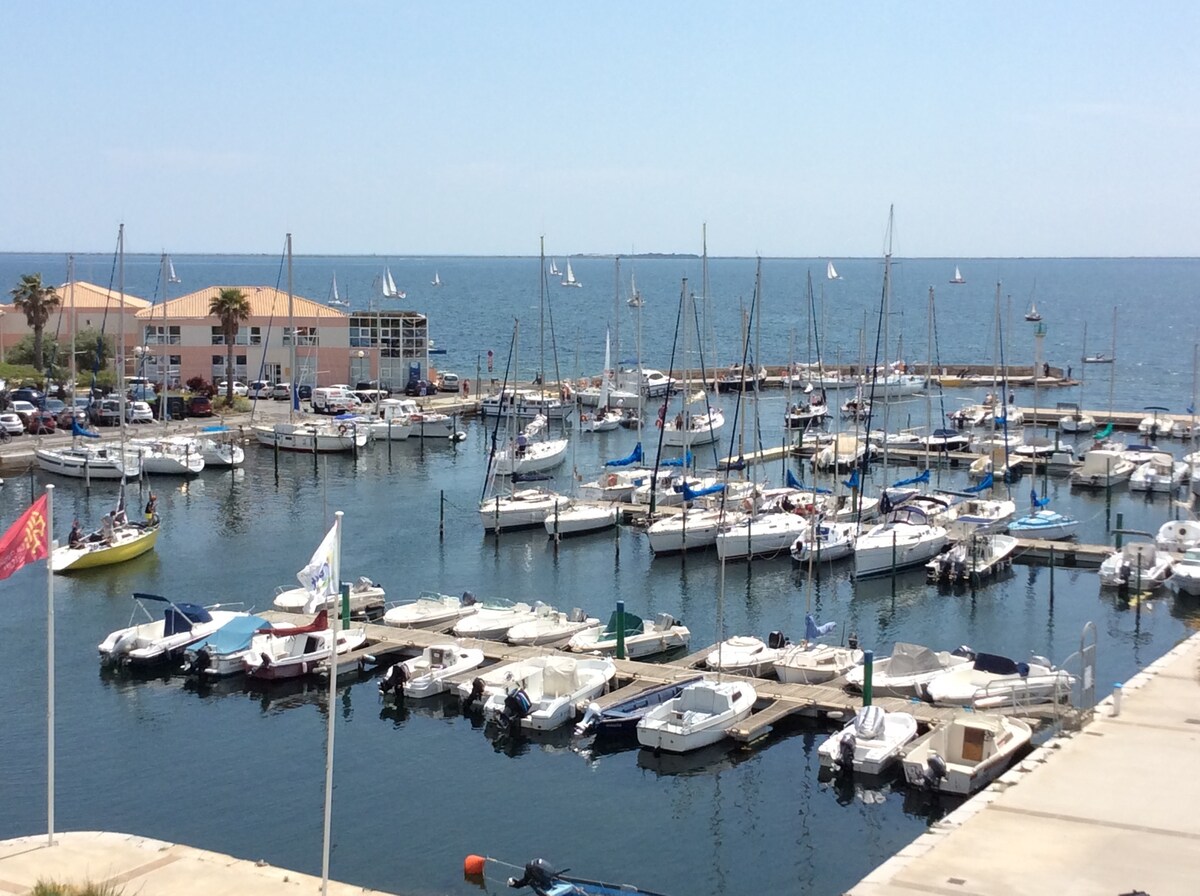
(1, 254), (1198, 896)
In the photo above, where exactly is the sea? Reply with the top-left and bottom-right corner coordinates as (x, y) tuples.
(0, 254), (1198, 896)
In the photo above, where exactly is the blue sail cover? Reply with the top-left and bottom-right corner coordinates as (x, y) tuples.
(682, 481), (724, 501)
(842, 469), (860, 490)
(964, 472), (994, 493)
(187, 614), (269, 655)
(891, 469), (930, 488)
(661, 451), (693, 468)
(604, 442), (643, 467)
(786, 469), (804, 489)
(1030, 488), (1051, 508)
(805, 613), (837, 641)
(786, 468), (831, 494)
(72, 418), (99, 438)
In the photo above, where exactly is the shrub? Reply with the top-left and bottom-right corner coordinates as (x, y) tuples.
(32, 880), (124, 896)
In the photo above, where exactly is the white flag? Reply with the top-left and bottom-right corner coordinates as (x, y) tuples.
(298, 524), (338, 613)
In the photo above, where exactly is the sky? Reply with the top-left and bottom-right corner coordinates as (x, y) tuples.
(6, 2), (1199, 257)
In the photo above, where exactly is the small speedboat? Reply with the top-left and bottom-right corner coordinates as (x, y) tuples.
(1168, 548), (1200, 597)
(902, 714), (1032, 795)
(843, 642), (974, 698)
(382, 591), (478, 630)
(181, 614), (274, 678)
(636, 678), (757, 754)
(459, 655), (616, 731)
(921, 651), (1075, 708)
(498, 857), (671, 896)
(98, 593), (244, 667)
(567, 611), (690, 659)
(506, 606), (599, 648)
(1098, 543), (1173, 589)
(273, 576), (386, 615)
(1007, 508), (1079, 540)
(241, 610), (367, 680)
(789, 519), (859, 564)
(573, 676), (704, 736)
(817, 705), (918, 776)
(452, 599), (542, 640)
(378, 643), (485, 699)
(706, 633), (788, 677)
(1155, 519), (1200, 553)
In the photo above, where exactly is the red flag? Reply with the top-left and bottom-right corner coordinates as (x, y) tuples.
(0, 495), (50, 580)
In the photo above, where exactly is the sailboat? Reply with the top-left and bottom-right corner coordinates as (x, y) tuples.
(1025, 301), (1041, 322)
(167, 258), (181, 283)
(561, 259), (582, 288)
(627, 271), (644, 307)
(826, 260), (841, 280)
(950, 265), (965, 284)
(549, 258), (561, 277)
(382, 266), (406, 299)
(661, 282), (724, 448)
(327, 272), (349, 308)
(431, 271), (442, 288)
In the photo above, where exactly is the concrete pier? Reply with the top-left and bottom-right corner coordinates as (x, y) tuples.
(848, 631), (1200, 896)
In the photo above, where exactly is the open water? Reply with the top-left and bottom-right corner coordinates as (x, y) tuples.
(0, 254), (1198, 896)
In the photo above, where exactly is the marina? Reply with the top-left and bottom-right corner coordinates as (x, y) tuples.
(1, 254), (1198, 896)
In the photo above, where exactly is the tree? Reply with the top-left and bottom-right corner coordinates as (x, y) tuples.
(208, 288), (250, 404)
(10, 273), (61, 372)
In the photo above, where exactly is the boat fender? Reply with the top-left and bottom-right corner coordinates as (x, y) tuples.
(606, 473), (619, 487)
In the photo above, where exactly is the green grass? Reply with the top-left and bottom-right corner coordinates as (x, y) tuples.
(31, 880), (123, 896)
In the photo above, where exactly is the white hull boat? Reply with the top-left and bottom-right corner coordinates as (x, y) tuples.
(1098, 543), (1174, 589)
(506, 606), (599, 648)
(480, 489), (571, 532)
(480, 389), (573, 422)
(543, 502), (619, 537)
(382, 592), (478, 630)
(452, 600), (542, 641)
(706, 634), (787, 678)
(921, 652), (1075, 707)
(99, 594), (244, 667)
(789, 520), (859, 563)
(579, 467), (653, 503)
(36, 444), (141, 480)
(715, 511), (812, 561)
(1070, 450), (1135, 488)
(817, 705), (918, 776)
(1008, 509), (1079, 540)
(647, 508), (731, 554)
(241, 611), (367, 680)
(128, 438), (206, 475)
(188, 432), (244, 467)
(940, 498), (1016, 534)
(1168, 549), (1200, 597)
(567, 612), (690, 658)
(1059, 411), (1096, 433)
(844, 642), (974, 697)
(660, 408), (724, 448)
(1155, 519), (1200, 553)
(774, 640), (863, 685)
(493, 437), (570, 476)
(1130, 455), (1188, 493)
(273, 577), (386, 615)
(460, 655), (617, 731)
(926, 533), (1018, 585)
(253, 421), (368, 453)
(181, 615), (274, 678)
(636, 679), (757, 754)
(378, 643), (485, 699)
(853, 506), (949, 578)
(902, 714), (1032, 795)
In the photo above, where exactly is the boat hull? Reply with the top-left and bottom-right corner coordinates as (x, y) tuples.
(52, 524), (159, 573)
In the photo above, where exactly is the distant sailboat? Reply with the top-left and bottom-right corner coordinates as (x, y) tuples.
(432, 271), (442, 287)
(328, 272), (349, 308)
(826, 260), (840, 280)
(1025, 301), (1042, 322)
(627, 272), (644, 307)
(950, 265), (965, 284)
(382, 266), (406, 300)
(167, 258), (181, 284)
(561, 259), (582, 288)
(549, 258), (561, 276)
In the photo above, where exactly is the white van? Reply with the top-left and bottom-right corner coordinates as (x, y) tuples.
(311, 386), (358, 415)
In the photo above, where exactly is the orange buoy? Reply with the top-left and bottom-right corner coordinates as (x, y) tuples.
(464, 855), (487, 876)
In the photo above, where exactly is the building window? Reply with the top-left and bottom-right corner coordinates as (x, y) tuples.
(211, 326), (224, 345)
(212, 355), (224, 366)
(283, 326), (319, 347)
(249, 326), (262, 345)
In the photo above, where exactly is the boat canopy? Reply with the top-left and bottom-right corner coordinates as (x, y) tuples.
(599, 610), (645, 639)
(165, 603), (212, 635)
(259, 609), (328, 636)
(604, 443), (643, 467)
(972, 652), (1026, 676)
(886, 642), (947, 676)
(964, 472), (994, 493)
(187, 614), (270, 655)
(71, 418), (99, 439)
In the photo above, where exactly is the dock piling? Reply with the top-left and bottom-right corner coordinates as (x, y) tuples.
(616, 599), (626, 660)
(862, 649), (874, 706)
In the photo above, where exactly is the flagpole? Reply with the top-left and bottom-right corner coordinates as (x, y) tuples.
(46, 483), (55, 846)
(320, 510), (343, 896)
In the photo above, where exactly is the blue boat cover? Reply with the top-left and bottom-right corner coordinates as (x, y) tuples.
(1030, 488), (1051, 508)
(72, 418), (99, 439)
(805, 613), (837, 641)
(187, 615), (269, 655)
(964, 472), (994, 493)
(604, 442), (643, 467)
(891, 469), (930, 488)
(842, 469), (860, 490)
(200, 425), (231, 433)
(660, 451), (693, 468)
(682, 481), (724, 501)
(972, 652), (1020, 675)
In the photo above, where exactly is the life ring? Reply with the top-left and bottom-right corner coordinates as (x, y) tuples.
(606, 473), (619, 487)
(338, 424), (348, 435)
(793, 503), (816, 516)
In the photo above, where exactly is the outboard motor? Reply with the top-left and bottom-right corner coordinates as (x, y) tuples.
(462, 677), (486, 711)
(835, 732), (857, 774)
(461, 590), (477, 607)
(952, 645), (975, 661)
(500, 687), (532, 731)
(574, 701), (602, 737)
(507, 858), (560, 891)
(923, 752), (948, 789)
(767, 630), (789, 650)
(847, 632), (859, 651)
(379, 663), (407, 696)
(183, 647), (212, 677)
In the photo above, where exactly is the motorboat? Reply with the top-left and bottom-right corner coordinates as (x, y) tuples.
(241, 610), (367, 680)
(574, 677), (704, 736)
(506, 606), (599, 648)
(191, 428), (245, 466)
(543, 500), (619, 537)
(636, 678), (757, 754)
(382, 591), (479, 630)
(773, 616), (863, 684)
(938, 497), (1016, 534)
(367, 399), (414, 440)
(35, 443), (141, 480)
(273, 576), (386, 615)
(479, 489), (571, 532)
(181, 614), (274, 678)
(1137, 407), (1178, 441)
(925, 533), (1018, 586)
(1070, 448), (1135, 489)
(1155, 519), (1200, 553)
(715, 363), (768, 393)
(789, 519), (859, 564)
(968, 450), (1009, 483)
(377, 643), (485, 699)
(501, 857), (671, 896)
(815, 434), (870, 472)
(253, 420), (369, 453)
(1098, 542), (1173, 589)
(382, 398), (457, 439)
(98, 593), (244, 667)
(921, 652), (1075, 708)
(567, 611), (691, 659)
(577, 408), (623, 432)
(459, 655), (616, 732)
(1044, 446), (1082, 475)
(920, 429), (972, 452)
(1168, 548), (1200, 597)
(817, 705), (918, 776)
(853, 505), (949, 578)
(844, 642), (975, 697)
(902, 714), (1032, 795)
(578, 462), (654, 503)
(1007, 508), (1079, 540)
(127, 437), (206, 475)
(783, 393), (829, 429)
(480, 388), (573, 422)
(452, 599), (543, 641)
(1129, 453), (1188, 493)
(705, 633), (788, 677)
(52, 518), (160, 573)
(1059, 408), (1096, 434)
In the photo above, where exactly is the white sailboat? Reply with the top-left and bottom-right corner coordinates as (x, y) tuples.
(167, 258), (181, 283)
(382, 266), (406, 299)
(561, 259), (582, 288)
(826, 260), (840, 280)
(327, 272), (349, 308)
(950, 265), (966, 284)
(627, 272), (644, 307)
(549, 258), (561, 276)
(432, 271), (442, 287)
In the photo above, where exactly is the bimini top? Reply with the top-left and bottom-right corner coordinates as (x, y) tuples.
(133, 593), (213, 636)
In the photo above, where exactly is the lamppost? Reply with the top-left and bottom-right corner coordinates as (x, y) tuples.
(356, 349), (366, 385)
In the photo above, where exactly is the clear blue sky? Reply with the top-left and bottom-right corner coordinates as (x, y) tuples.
(7, 2), (1198, 257)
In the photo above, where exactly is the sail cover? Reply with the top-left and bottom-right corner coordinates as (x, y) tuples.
(604, 442), (643, 467)
(1030, 488), (1051, 508)
(682, 481), (724, 501)
(805, 613), (837, 641)
(891, 470), (931, 488)
(964, 472), (994, 493)
(661, 451), (693, 468)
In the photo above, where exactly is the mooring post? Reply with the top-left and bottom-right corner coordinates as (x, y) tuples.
(616, 599), (626, 660)
(862, 649), (874, 707)
(1049, 545), (1056, 606)
(341, 581), (351, 631)
(439, 490), (445, 542)
(1115, 512), (1124, 549)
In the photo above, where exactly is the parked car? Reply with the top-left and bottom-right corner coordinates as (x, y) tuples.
(58, 408), (89, 430)
(10, 387), (46, 407)
(88, 399), (121, 427)
(0, 412), (25, 436)
(128, 384), (158, 403)
(438, 373), (461, 393)
(271, 382), (292, 401)
(403, 379), (437, 397)
(186, 395), (214, 417)
(217, 381), (249, 397)
(10, 400), (38, 424)
(44, 398), (66, 416)
(249, 380), (273, 399)
(127, 401), (155, 424)
(25, 410), (57, 434)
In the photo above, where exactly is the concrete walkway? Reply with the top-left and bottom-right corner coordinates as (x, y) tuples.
(0, 831), (396, 895)
(849, 632), (1200, 896)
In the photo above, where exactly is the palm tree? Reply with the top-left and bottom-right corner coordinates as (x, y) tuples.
(9, 273), (61, 372)
(208, 288), (250, 404)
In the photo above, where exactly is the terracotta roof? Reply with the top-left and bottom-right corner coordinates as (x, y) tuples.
(133, 286), (348, 320)
(22, 280), (152, 310)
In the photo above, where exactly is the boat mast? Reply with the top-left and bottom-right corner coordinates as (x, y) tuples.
(117, 224), (126, 434)
(539, 236), (546, 389)
(287, 233), (296, 418)
(1107, 306), (1117, 420)
(67, 255), (76, 394)
(159, 252), (170, 425)
(880, 206), (894, 476)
